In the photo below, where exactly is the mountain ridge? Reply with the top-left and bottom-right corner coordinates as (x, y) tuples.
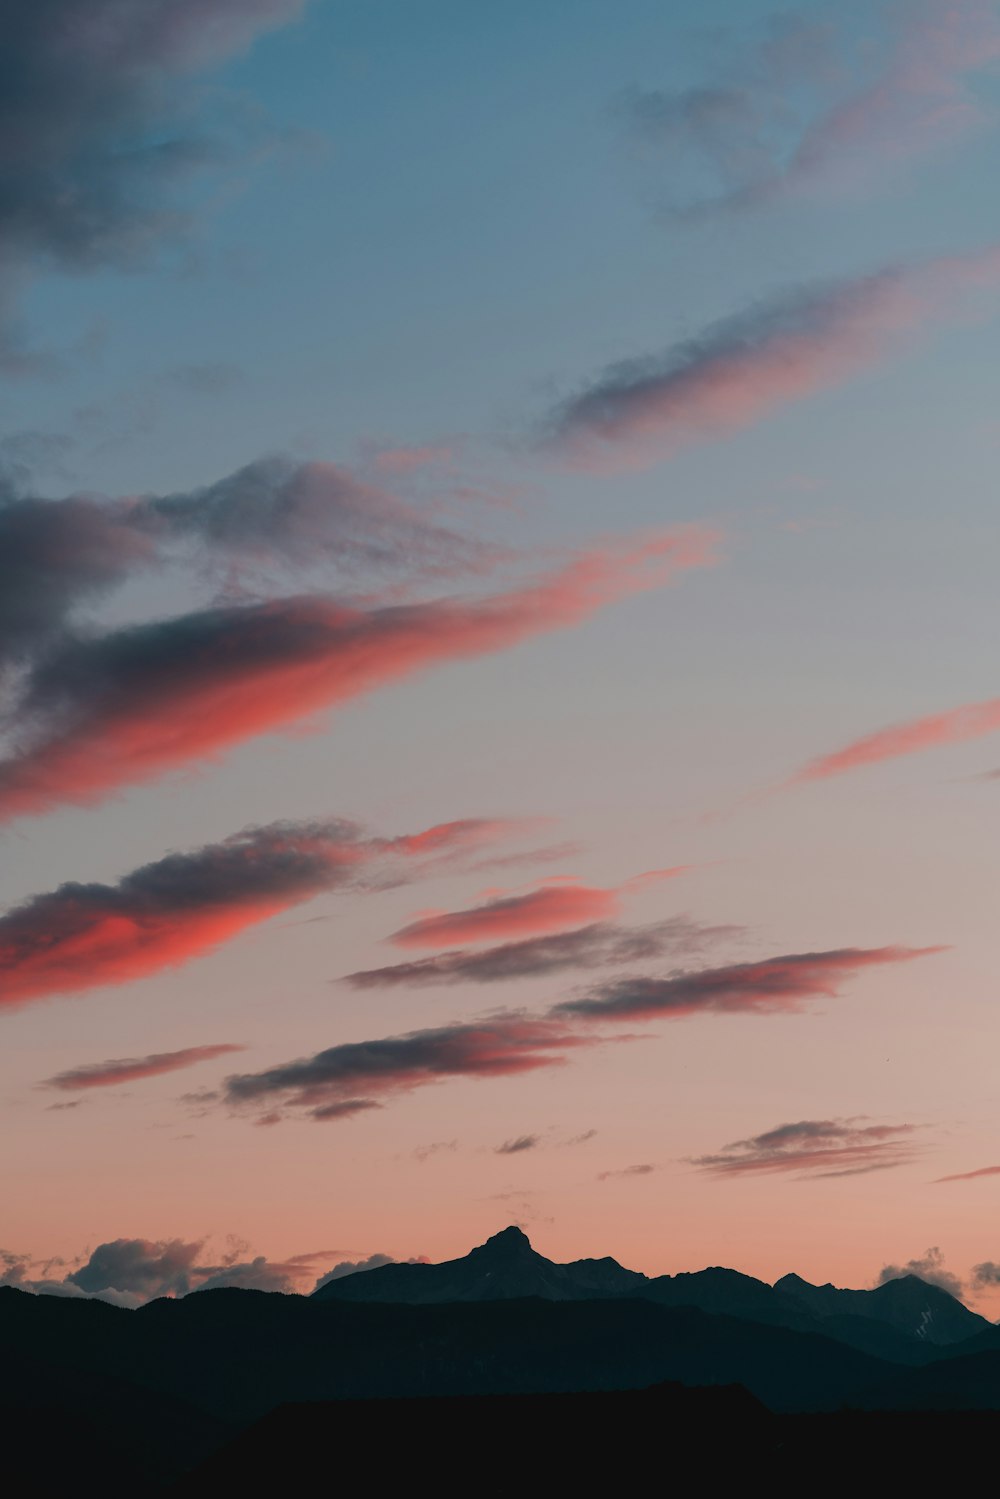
(314, 1224), (992, 1351)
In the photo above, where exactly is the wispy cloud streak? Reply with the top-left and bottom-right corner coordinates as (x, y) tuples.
(690, 1118), (921, 1179)
(791, 697), (1000, 783)
(556, 946), (942, 1021)
(342, 916), (740, 988)
(543, 246), (1000, 473)
(41, 1044), (244, 1091)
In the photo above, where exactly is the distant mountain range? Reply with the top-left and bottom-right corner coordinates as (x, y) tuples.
(5, 1224), (1000, 1494)
(316, 1224), (989, 1352)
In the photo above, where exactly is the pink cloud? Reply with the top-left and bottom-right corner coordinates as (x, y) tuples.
(935, 1164), (1000, 1184)
(792, 697), (1000, 783)
(387, 867), (689, 948)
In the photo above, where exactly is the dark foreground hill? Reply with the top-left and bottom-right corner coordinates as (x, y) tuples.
(172, 1388), (1000, 1497)
(5, 1225), (1000, 1493)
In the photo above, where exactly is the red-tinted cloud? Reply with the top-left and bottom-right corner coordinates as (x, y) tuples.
(0, 525), (716, 821)
(935, 1164), (1000, 1184)
(544, 245), (1000, 473)
(556, 946), (945, 1021)
(389, 884), (621, 949)
(0, 814), (511, 1010)
(691, 1118), (921, 1179)
(41, 1044), (244, 1091)
(224, 1015), (599, 1122)
(792, 697), (1000, 783)
(388, 868), (689, 949)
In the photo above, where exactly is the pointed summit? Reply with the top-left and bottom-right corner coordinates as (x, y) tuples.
(313, 1225), (645, 1304)
(473, 1225), (534, 1260)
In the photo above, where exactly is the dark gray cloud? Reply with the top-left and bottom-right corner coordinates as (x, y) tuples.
(597, 1164), (655, 1182)
(0, 483), (156, 665)
(56, 1235), (341, 1300)
(143, 455), (501, 578)
(223, 1015), (595, 1122)
(877, 1247), (964, 1300)
(971, 1261), (1000, 1288)
(41, 1043), (244, 1091)
(556, 947), (939, 1022)
(0, 455), (500, 667)
(341, 917), (742, 990)
(0, 0), (308, 363)
(495, 1134), (540, 1155)
(68, 1236), (203, 1297)
(692, 1118), (921, 1179)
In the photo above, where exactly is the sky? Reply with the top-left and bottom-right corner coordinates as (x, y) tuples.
(3, 0), (1000, 1311)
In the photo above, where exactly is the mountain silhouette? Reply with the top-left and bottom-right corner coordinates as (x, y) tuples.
(314, 1224), (645, 1303)
(774, 1271), (987, 1345)
(316, 1224), (990, 1354)
(5, 1226), (1000, 1494)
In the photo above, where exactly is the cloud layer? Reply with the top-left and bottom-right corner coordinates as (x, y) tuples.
(0, 525), (715, 821)
(226, 944), (939, 1124)
(0, 814), (510, 1010)
(691, 1118), (920, 1179)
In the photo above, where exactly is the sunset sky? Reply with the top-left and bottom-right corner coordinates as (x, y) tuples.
(4, 0), (1000, 1311)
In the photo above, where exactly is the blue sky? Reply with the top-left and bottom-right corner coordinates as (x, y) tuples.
(4, 0), (1000, 1301)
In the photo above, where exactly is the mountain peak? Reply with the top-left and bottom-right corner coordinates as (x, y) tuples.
(475, 1225), (534, 1259)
